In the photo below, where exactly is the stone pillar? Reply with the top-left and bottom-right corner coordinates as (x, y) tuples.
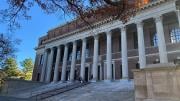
(121, 27), (128, 79)
(80, 38), (87, 80)
(70, 41), (77, 81)
(92, 35), (99, 81)
(154, 16), (168, 63)
(106, 31), (112, 81)
(61, 44), (69, 81)
(40, 50), (48, 82)
(136, 21), (146, 69)
(176, 10), (180, 27)
(53, 46), (61, 82)
(45, 47), (54, 83)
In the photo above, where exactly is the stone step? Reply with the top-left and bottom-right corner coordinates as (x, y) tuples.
(31, 82), (90, 100)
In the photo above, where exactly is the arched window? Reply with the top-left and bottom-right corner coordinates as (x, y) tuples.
(170, 28), (180, 43)
(153, 33), (158, 47)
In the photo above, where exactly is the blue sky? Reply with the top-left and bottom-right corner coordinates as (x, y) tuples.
(0, 2), (73, 68)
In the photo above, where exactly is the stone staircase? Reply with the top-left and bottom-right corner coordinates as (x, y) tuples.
(0, 81), (90, 101)
(0, 80), (134, 101)
(31, 82), (89, 100)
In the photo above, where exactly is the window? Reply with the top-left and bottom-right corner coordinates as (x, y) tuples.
(85, 49), (90, 58)
(133, 32), (138, 49)
(119, 35), (121, 51)
(76, 51), (81, 60)
(170, 28), (180, 43)
(39, 55), (43, 65)
(136, 63), (140, 69)
(68, 52), (72, 61)
(152, 33), (158, 47)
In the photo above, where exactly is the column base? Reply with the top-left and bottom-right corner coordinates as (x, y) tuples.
(90, 79), (98, 82)
(120, 78), (131, 83)
(59, 80), (67, 83)
(103, 80), (114, 82)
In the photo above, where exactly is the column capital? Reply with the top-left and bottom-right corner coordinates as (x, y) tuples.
(135, 21), (144, 28)
(50, 47), (55, 51)
(72, 41), (77, 46)
(57, 45), (61, 49)
(120, 26), (126, 31)
(106, 30), (112, 35)
(94, 34), (99, 40)
(154, 15), (163, 23)
(82, 38), (87, 42)
(64, 43), (69, 47)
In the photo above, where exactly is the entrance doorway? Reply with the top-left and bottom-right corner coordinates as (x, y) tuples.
(104, 62), (115, 80)
(112, 64), (114, 80)
(58, 72), (61, 81)
(85, 67), (89, 82)
(66, 70), (70, 81)
(98, 66), (101, 80)
(37, 73), (40, 81)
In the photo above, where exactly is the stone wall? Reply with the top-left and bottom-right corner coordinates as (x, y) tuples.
(133, 63), (180, 101)
(0, 78), (45, 96)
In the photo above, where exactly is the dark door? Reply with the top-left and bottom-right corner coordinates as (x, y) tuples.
(98, 66), (101, 80)
(112, 64), (114, 80)
(50, 71), (54, 82)
(66, 71), (69, 81)
(58, 72), (61, 81)
(37, 73), (40, 81)
(85, 68), (89, 82)
(74, 70), (77, 80)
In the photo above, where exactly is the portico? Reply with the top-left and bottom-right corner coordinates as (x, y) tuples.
(33, 0), (180, 83)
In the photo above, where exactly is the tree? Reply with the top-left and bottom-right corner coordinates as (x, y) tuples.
(0, 69), (7, 91)
(2, 58), (22, 78)
(0, 33), (20, 67)
(0, 0), (150, 31)
(20, 58), (34, 80)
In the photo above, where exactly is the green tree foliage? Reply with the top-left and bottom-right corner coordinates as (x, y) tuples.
(0, 70), (7, 91)
(2, 58), (22, 78)
(21, 58), (34, 80)
(0, 33), (20, 67)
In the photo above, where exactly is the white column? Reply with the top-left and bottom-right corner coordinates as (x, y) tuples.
(106, 31), (112, 81)
(53, 46), (61, 82)
(121, 27), (128, 79)
(40, 50), (48, 82)
(92, 35), (99, 81)
(176, 10), (180, 27)
(61, 44), (69, 81)
(136, 21), (146, 69)
(70, 41), (77, 81)
(155, 15), (168, 63)
(80, 38), (87, 80)
(45, 48), (54, 83)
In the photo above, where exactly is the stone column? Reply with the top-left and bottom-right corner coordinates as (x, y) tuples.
(53, 46), (61, 82)
(121, 27), (128, 79)
(92, 35), (99, 81)
(106, 31), (112, 81)
(61, 44), (69, 81)
(136, 21), (146, 69)
(80, 38), (87, 80)
(45, 47), (54, 83)
(155, 16), (168, 63)
(70, 41), (77, 81)
(40, 50), (48, 82)
(176, 10), (180, 27)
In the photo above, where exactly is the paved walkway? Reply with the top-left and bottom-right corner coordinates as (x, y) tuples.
(43, 80), (135, 101)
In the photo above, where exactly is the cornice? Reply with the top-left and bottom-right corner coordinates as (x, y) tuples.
(37, 0), (174, 49)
